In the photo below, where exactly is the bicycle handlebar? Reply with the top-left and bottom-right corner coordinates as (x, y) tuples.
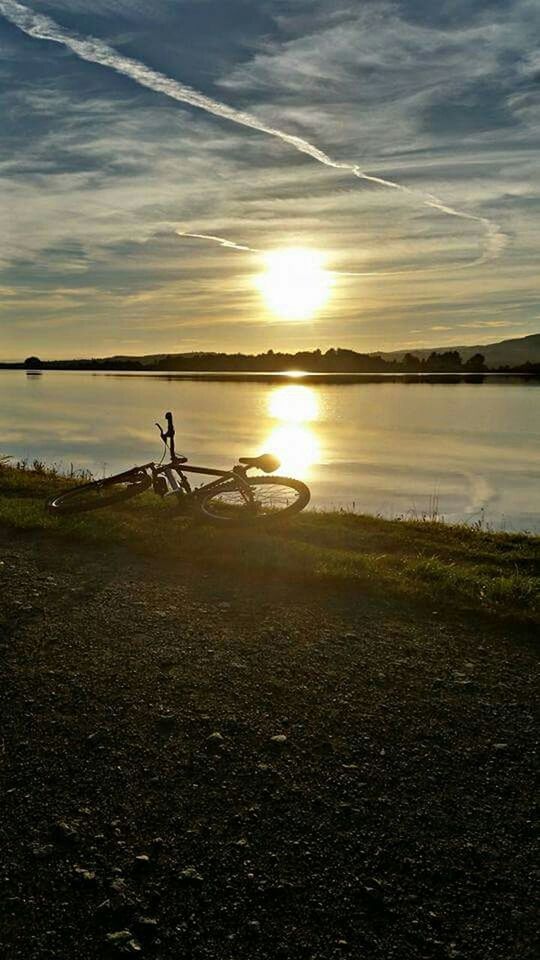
(165, 412), (175, 458)
(156, 411), (176, 458)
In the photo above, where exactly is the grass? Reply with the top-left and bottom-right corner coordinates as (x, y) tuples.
(0, 462), (538, 624)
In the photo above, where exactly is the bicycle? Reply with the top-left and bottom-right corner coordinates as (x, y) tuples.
(47, 411), (311, 524)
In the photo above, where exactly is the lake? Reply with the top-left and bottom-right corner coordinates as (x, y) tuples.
(1, 370), (539, 532)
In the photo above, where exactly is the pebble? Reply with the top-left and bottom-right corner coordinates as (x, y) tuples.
(179, 866), (204, 883)
(270, 734), (287, 745)
(105, 930), (142, 953)
(73, 865), (96, 882)
(156, 713), (177, 728)
(110, 877), (128, 896)
(32, 843), (54, 859)
(207, 731), (224, 744)
(54, 820), (78, 842)
(134, 854), (150, 867)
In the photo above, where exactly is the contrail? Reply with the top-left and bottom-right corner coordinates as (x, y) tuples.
(0, 0), (507, 267)
(176, 231), (258, 253)
(175, 229), (409, 276)
(175, 229), (500, 278)
(175, 229), (391, 274)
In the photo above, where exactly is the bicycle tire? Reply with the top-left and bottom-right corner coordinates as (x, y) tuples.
(198, 475), (310, 525)
(47, 468), (152, 516)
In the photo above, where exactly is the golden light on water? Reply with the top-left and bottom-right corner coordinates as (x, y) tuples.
(266, 424), (320, 477)
(268, 384), (319, 422)
(256, 247), (333, 320)
(265, 384), (320, 477)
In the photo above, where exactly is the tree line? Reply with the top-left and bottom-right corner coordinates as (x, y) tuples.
(6, 349), (539, 374)
(151, 348), (491, 373)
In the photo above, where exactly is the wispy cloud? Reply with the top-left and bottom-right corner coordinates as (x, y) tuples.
(0, 0), (506, 268)
(0, 0), (538, 358)
(458, 320), (524, 329)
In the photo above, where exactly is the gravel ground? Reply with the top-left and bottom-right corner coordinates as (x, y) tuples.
(0, 529), (537, 960)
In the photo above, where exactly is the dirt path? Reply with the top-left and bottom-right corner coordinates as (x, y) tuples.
(0, 530), (537, 959)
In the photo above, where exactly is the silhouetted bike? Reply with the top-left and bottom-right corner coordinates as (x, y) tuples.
(47, 412), (310, 525)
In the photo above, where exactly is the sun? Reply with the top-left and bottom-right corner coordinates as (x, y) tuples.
(256, 247), (333, 320)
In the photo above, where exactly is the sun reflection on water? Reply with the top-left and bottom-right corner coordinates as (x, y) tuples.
(268, 384), (319, 422)
(265, 384), (321, 478)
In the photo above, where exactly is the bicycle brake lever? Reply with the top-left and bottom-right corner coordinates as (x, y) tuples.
(155, 421), (167, 443)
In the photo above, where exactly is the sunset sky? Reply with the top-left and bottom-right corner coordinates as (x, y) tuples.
(1, 0), (539, 360)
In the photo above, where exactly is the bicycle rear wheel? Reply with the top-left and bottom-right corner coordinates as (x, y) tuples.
(199, 475), (310, 525)
(47, 468), (151, 515)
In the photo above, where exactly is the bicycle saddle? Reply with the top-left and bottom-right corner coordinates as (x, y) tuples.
(239, 453), (281, 473)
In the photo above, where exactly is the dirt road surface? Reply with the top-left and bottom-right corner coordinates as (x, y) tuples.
(0, 530), (537, 959)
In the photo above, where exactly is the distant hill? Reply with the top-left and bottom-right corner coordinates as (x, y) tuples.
(108, 334), (540, 369)
(372, 333), (540, 367)
(108, 352), (214, 365)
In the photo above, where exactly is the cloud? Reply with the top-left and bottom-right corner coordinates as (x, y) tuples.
(457, 320), (524, 329)
(0, 0), (505, 268)
(30, 0), (172, 17)
(0, 0), (538, 358)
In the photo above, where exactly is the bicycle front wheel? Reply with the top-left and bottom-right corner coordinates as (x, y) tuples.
(47, 468), (151, 516)
(199, 475), (310, 525)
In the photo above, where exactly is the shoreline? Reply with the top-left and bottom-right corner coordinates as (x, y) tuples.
(2, 366), (540, 384)
(1, 464), (538, 625)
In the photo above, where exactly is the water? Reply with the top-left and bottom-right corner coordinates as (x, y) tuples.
(1, 370), (539, 532)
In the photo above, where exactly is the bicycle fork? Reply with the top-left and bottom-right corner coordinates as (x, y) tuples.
(162, 466), (191, 496)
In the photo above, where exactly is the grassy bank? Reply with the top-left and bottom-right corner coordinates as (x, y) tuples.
(0, 462), (538, 624)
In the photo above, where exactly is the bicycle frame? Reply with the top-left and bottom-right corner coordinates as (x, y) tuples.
(137, 456), (254, 503)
